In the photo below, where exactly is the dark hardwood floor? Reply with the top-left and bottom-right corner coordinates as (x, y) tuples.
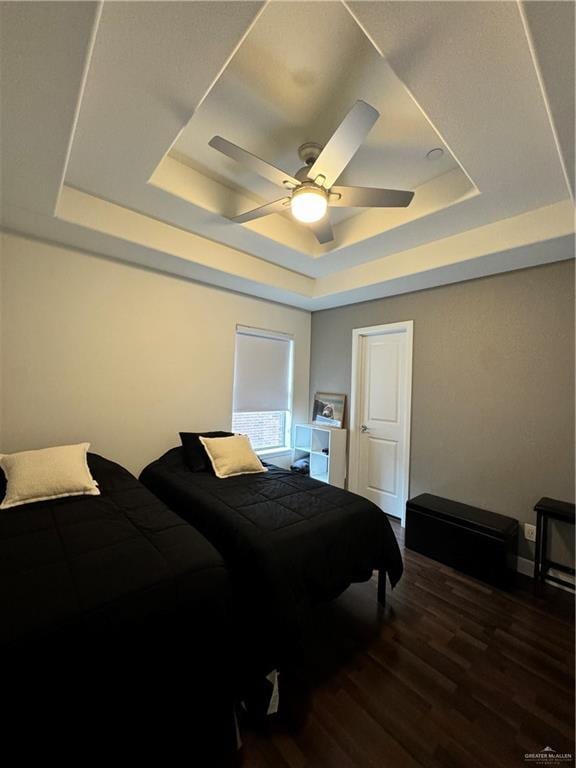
(239, 520), (574, 767)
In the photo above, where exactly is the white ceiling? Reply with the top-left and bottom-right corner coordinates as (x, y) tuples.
(1, 0), (573, 310)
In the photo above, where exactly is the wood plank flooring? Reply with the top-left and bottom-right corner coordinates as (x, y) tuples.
(239, 520), (574, 767)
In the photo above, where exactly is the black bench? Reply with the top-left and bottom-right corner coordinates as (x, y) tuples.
(405, 493), (518, 587)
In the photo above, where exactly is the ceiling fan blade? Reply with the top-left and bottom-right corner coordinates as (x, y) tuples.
(209, 136), (299, 189)
(308, 217), (334, 244)
(232, 197), (290, 224)
(330, 186), (414, 208)
(307, 101), (379, 188)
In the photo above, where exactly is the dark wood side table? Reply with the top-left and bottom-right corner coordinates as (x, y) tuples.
(533, 497), (575, 590)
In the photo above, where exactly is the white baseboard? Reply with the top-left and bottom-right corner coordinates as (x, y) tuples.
(516, 556), (575, 592)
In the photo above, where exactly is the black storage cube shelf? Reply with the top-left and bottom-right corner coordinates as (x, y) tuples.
(406, 494), (518, 587)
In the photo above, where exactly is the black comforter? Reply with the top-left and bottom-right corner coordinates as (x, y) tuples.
(1, 453), (235, 763)
(1, 452), (227, 647)
(140, 447), (403, 668)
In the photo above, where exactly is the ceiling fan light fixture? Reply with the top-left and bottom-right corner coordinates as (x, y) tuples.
(290, 185), (328, 223)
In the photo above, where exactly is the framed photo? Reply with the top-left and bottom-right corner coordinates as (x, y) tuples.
(312, 392), (346, 428)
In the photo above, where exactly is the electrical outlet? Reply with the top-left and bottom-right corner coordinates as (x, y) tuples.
(524, 523), (537, 543)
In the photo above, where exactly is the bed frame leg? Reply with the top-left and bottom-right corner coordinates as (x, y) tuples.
(377, 569), (386, 608)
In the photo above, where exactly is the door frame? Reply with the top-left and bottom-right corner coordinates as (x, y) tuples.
(349, 321), (414, 526)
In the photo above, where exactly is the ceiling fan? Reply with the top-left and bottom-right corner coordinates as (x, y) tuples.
(208, 100), (414, 244)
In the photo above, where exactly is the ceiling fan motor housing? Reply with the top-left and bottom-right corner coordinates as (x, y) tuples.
(295, 166), (315, 182)
(295, 144), (324, 186)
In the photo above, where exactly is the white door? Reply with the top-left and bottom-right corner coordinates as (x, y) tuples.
(350, 322), (413, 523)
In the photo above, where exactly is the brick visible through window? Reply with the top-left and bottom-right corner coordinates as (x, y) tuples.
(232, 411), (287, 450)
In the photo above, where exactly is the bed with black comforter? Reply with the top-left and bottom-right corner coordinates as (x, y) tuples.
(140, 446), (403, 673)
(1, 453), (235, 763)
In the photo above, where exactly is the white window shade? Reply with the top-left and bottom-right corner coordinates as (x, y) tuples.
(233, 327), (292, 413)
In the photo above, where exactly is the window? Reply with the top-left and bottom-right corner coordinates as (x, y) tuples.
(232, 326), (293, 451)
(231, 411), (286, 451)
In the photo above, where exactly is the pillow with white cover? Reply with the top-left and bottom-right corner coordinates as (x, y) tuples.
(199, 434), (267, 479)
(0, 442), (100, 510)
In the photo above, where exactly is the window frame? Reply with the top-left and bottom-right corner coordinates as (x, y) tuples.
(231, 325), (294, 455)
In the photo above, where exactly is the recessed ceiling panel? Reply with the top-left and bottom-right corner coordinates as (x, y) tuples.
(170, 0), (461, 230)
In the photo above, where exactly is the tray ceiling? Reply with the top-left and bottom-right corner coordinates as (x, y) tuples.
(1, 1), (573, 309)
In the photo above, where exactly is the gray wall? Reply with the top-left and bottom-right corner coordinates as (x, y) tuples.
(0, 234), (310, 475)
(310, 260), (575, 563)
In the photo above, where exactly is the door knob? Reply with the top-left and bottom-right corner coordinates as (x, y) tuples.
(360, 424), (369, 433)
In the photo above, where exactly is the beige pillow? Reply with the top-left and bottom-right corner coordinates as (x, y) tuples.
(0, 442), (100, 510)
(199, 434), (267, 479)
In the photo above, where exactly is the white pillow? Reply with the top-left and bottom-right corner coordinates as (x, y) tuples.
(0, 442), (100, 510)
(199, 434), (267, 479)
